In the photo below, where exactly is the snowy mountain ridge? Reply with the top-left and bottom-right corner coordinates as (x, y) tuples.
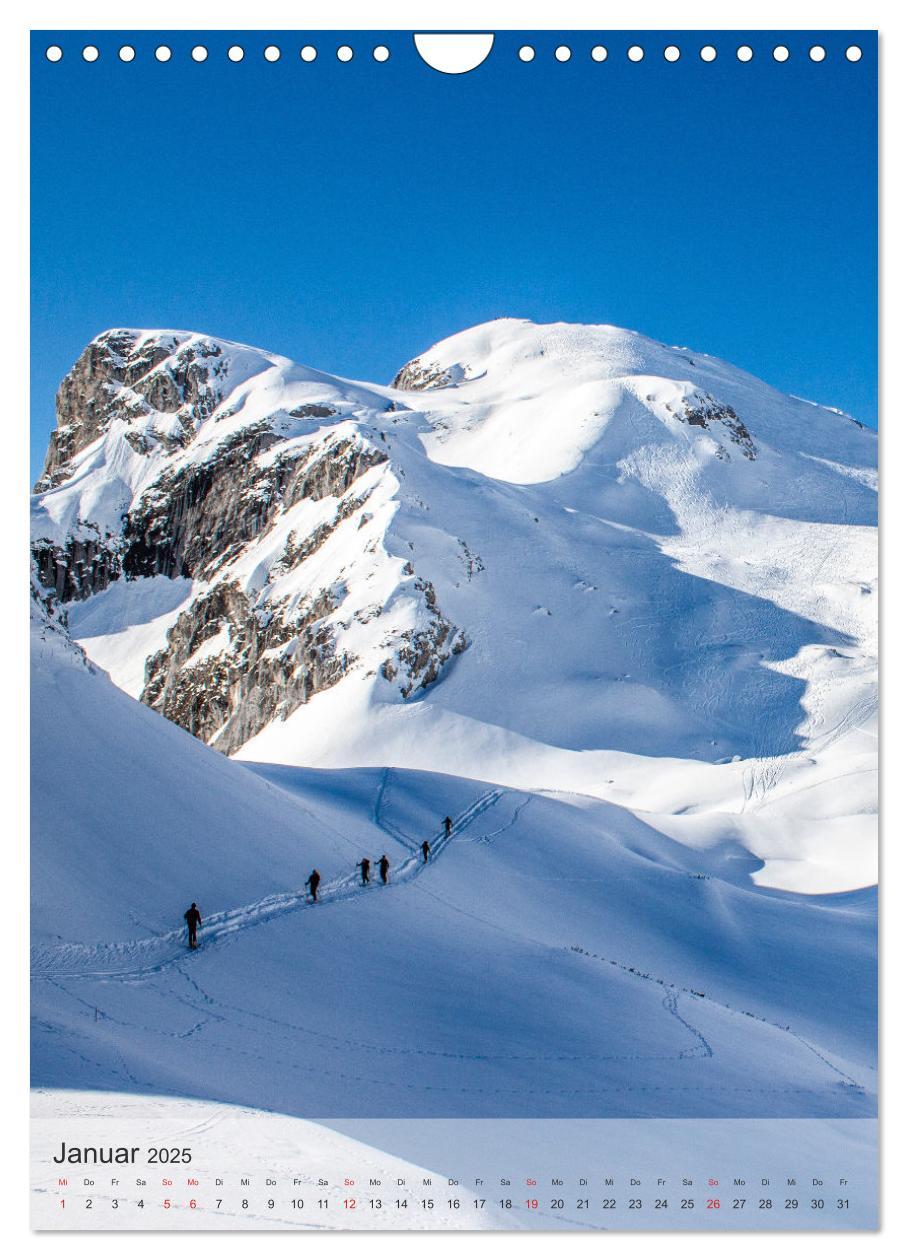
(30, 318), (878, 1128)
(31, 318), (877, 893)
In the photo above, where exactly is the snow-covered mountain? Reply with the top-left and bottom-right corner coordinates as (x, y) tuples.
(30, 317), (877, 1129)
(32, 318), (877, 895)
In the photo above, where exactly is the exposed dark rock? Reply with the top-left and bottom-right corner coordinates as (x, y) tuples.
(34, 331), (229, 491)
(679, 393), (757, 460)
(123, 430), (387, 582)
(721, 412), (758, 459)
(32, 535), (121, 603)
(288, 403), (337, 419)
(30, 569), (94, 670)
(380, 595), (468, 699)
(34, 411), (387, 611)
(141, 580), (349, 755)
(30, 561), (66, 627)
(271, 490), (371, 578)
(391, 358), (453, 391)
(33, 330), (470, 751)
(36, 331), (149, 490)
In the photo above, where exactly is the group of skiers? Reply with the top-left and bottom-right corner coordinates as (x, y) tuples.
(357, 854), (391, 886)
(183, 816), (455, 948)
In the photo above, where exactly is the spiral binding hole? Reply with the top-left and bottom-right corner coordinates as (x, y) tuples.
(42, 38), (869, 70)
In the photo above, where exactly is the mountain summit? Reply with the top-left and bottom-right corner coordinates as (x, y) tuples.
(31, 319), (877, 893)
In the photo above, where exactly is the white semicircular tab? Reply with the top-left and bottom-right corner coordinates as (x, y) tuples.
(413, 33), (494, 74)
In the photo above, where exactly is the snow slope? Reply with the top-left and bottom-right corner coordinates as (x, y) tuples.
(31, 598), (876, 1121)
(33, 319), (877, 895)
(31, 592), (364, 941)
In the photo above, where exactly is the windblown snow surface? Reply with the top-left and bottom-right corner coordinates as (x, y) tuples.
(32, 319), (876, 1125)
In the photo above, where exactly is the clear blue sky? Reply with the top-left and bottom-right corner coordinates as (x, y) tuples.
(31, 30), (877, 480)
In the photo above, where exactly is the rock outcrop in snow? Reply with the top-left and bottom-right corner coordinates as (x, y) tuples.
(391, 357), (456, 392)
(31, 329), (470, 751)
(36, 331), (229, 491)
(33, 531), (121, 603)
(122, 428), (387, 582)
(140, 580), (347, 753)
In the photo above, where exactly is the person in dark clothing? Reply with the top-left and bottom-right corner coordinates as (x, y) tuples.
(378, 855), (390, 884)
(421, 839), (431, 863)
(359, 857), (371, 885)
(443, 816), (453, 838)
(306, 869), (321, 902)
(184, 902), (201, 950)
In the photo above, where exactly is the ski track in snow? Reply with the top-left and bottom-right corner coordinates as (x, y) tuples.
(32, 774), (869, 1107)
(39, 975), (858, 1105)
(31, 784), (507, 983)
(568, 946), (862, 1091)
(38, 938), (865, 1104)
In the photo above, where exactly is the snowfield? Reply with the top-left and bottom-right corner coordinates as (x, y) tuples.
(31, 602), (875, 1119)
(31, 318), (876, 1123)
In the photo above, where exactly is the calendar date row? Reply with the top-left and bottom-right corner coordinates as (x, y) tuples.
(59, 1195), (853, 1212)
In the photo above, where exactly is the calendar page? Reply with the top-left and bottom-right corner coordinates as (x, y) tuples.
(29, 26), (878, 1232)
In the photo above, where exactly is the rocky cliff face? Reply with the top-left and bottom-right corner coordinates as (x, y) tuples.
(140, 581), (346, 754)
(123, 429), (386, 582)
(31, 329), (469, 754)
(35, 331), (231, 492)
(32, 532), (122, 603)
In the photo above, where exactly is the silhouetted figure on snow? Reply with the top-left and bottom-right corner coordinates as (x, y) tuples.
(421, 839), (431, 863)
(360, 857), (371, 885)
(306, 869), (321, 902)
(443, 816), (453, 838)
(379, 855), (390, 884)
(184, 902), (201, 950)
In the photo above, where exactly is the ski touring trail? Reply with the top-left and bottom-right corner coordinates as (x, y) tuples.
(31, 782), (508, 982)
